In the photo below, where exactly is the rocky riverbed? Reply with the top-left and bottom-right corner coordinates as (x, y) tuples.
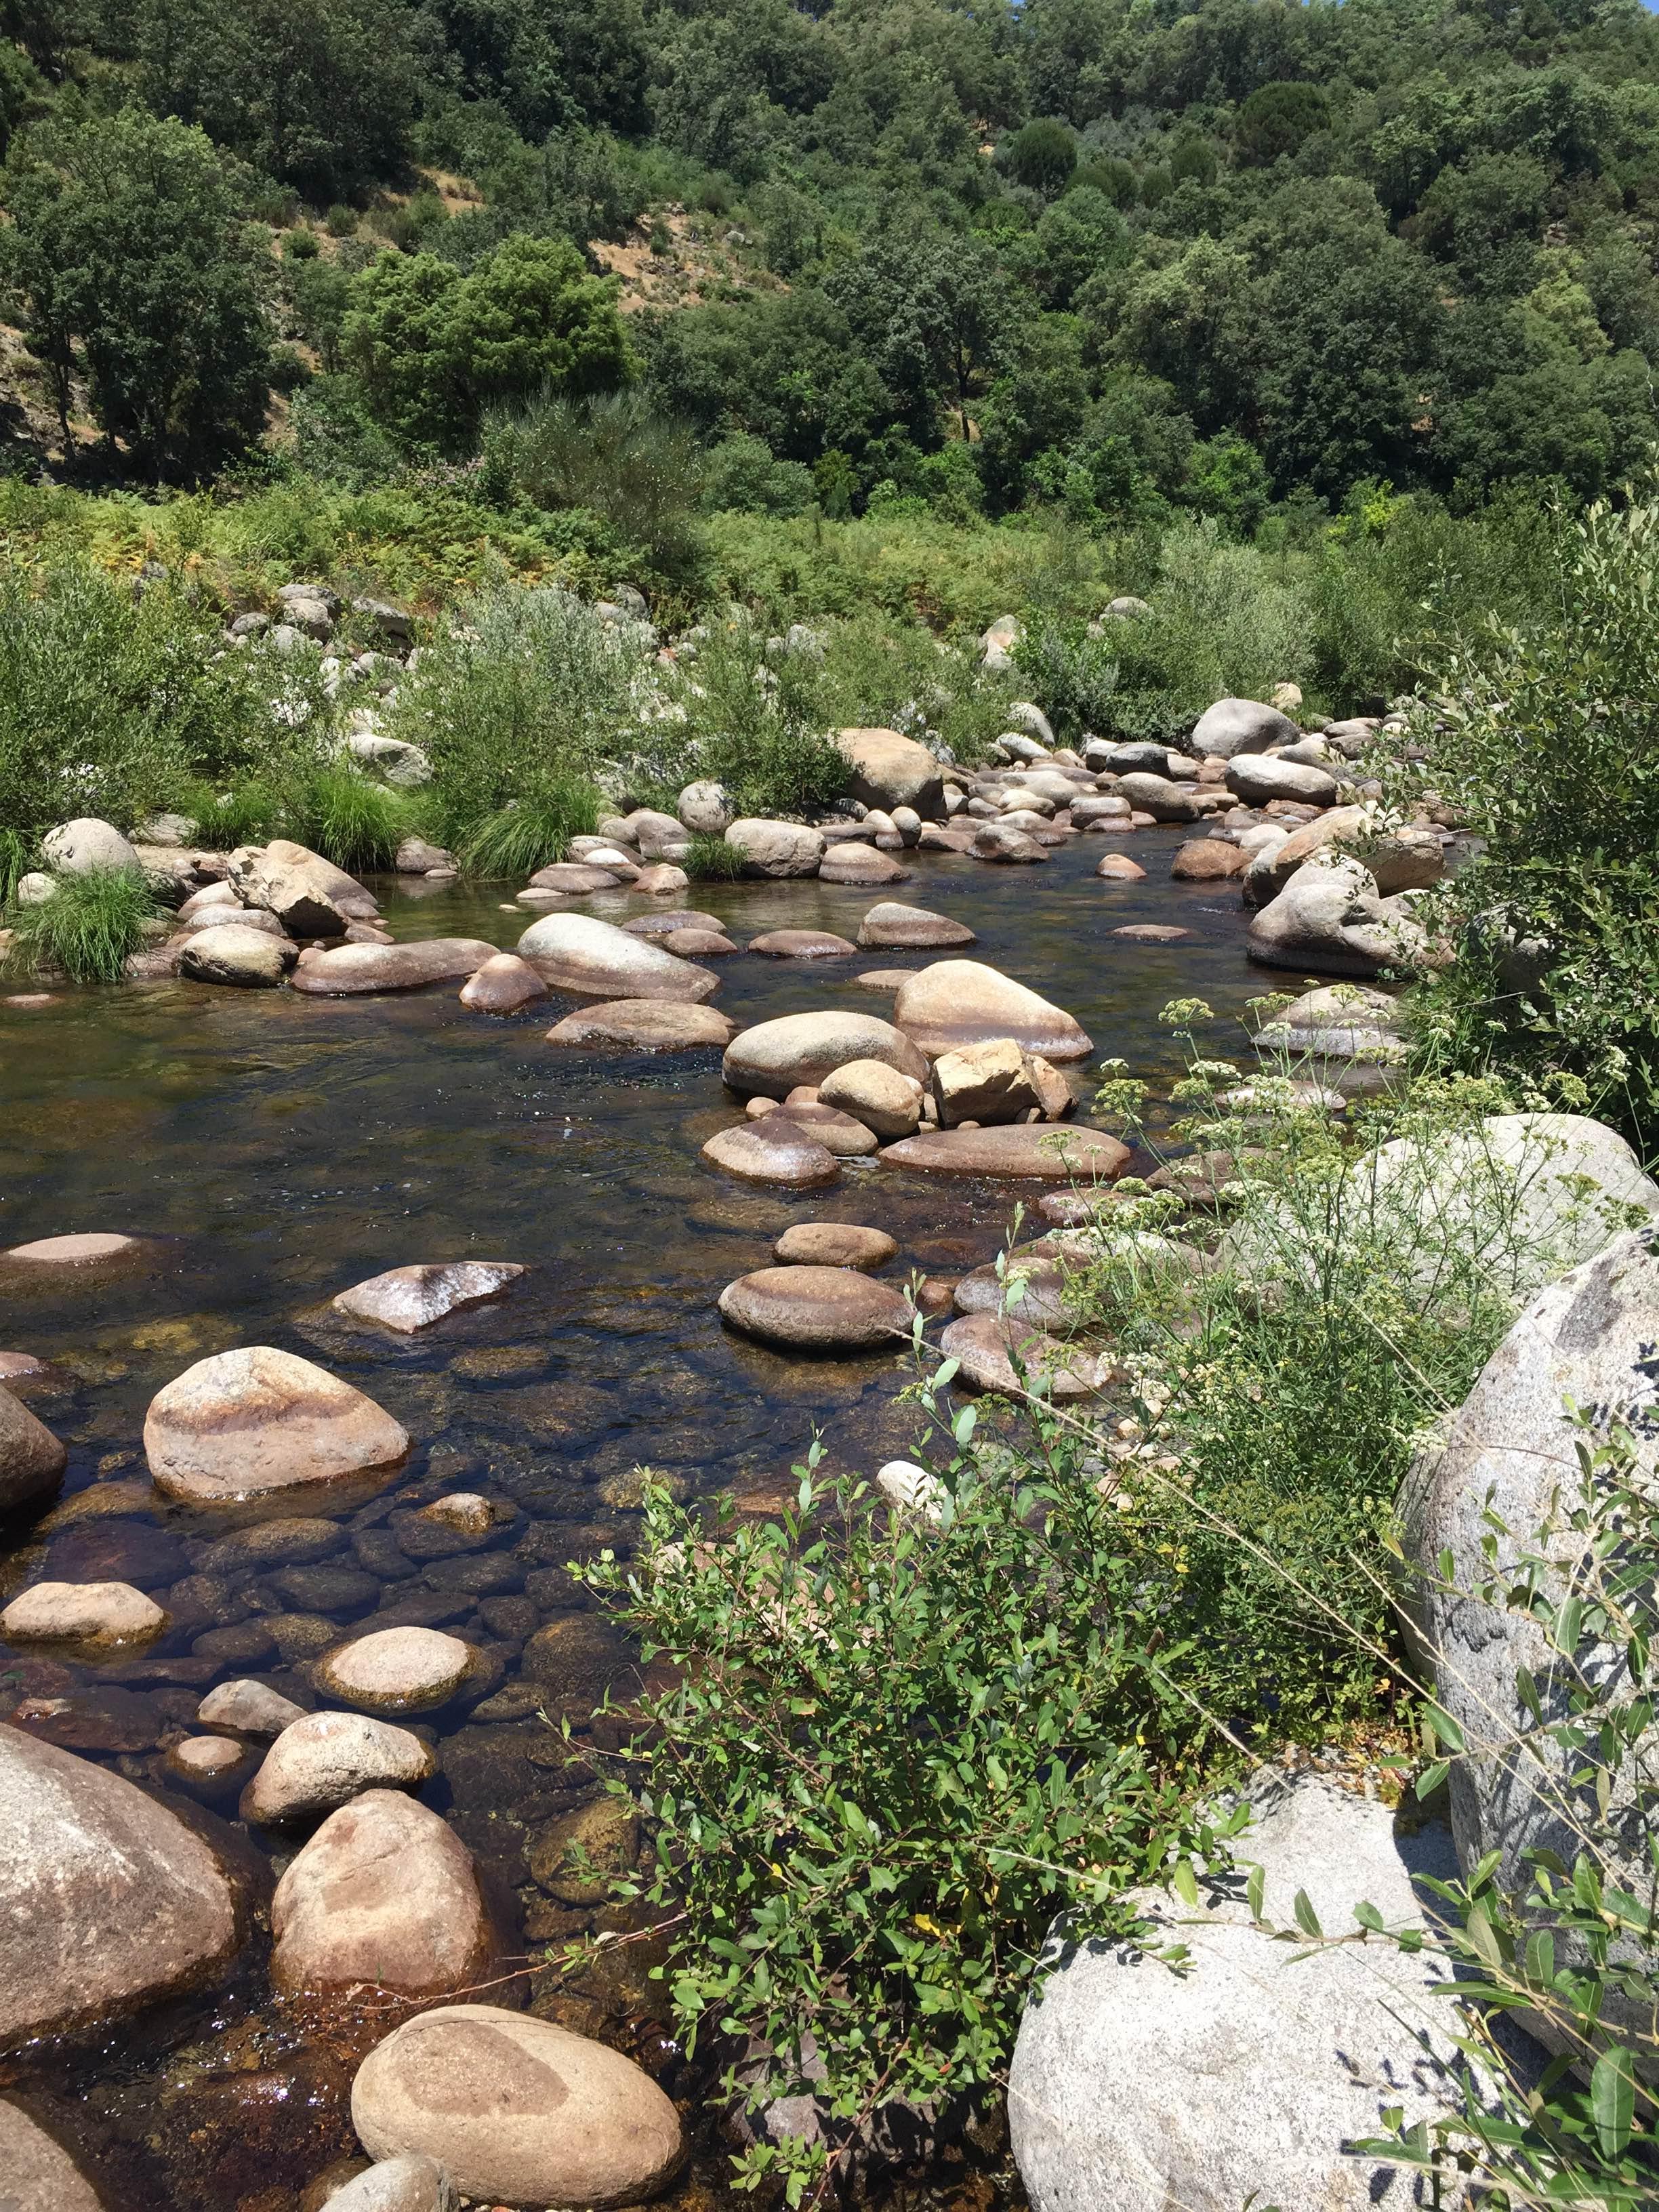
(0, 818), (1375, 2210)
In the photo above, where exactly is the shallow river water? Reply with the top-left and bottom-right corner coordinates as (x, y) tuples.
(0, 831), (1270, 2210)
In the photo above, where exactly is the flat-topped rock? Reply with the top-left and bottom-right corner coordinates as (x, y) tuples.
(762, 1102), (879, 1156)
(893, 960), (1091, 1061)
(333, 1263), (525, 1335)
(545, 999), (737, 1052)
(458, 954), (546, 1014)
(882, 1125), (1130, 1180)
(525, 861), (623, 894)
(818, 842), (911, 886)
(774, 1223), (899, 1270)
(748, 928), (858, 959)
(724, 819), (825, 878)
(517, 913), (718, 1002)
(197, 1679), (307, 1736)
(0, 1385), (66, 1511)
(722, 1010), (928, 1099)
(5, 1231), (142, 1266)
(857, 901), (975, 949)
(242, 1710), (436, 1825)
(0, 1723), (243, 2044)
(621, 909), (724, 938)
(291, 940), (496, 995)
(721, 1266), (911, 1349)
(316, 1626), (476, 1712)
(272, 1789), (502, 1999)
(1, 1580), (166, 1647)
(351, 2005), (684, 2209)
(146, 1347), (410, 1505)
(193, 1517), (345, 1572)
(702, 1120), (840, 1188)
(1225, 754), (1340, 808)
(1115, 923), (1189, 942)
(163, 1736), (251, 1789)
(939, 1311), (1110, 1399)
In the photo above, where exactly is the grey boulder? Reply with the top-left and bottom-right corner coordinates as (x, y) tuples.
(325, 2154), (456, 2211)
(41, 819), (140, 876)
(1224, 753), (1340, 808)
(0, 1383), (66, 1511)
(1189, 697), (1302, 758)
(1247, 854), (1428, 979)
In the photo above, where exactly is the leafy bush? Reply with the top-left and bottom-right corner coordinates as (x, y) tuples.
(5, 865), (158, 983)
(671, 618), (846, 817)
(480, 390), (705, 588)
(1398, 485), (1659, 1146)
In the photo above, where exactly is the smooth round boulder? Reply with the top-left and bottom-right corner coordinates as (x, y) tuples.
(316, 1626), (476, 1713)
(1247, 855), (1429, 980)
(0, 1723), (243, 2044)
(662, 927), (738, 958)
(701, 1121), (840, 1188)
(291, 940), (497, 996)
(747, 928), (858, 960)
(817, 843), (910, 886)
(6, 1230), (142, 1266)
(1095, 853), (1147, 881)
(351, 2005), (684, 2209)
(242, 1710), (436, 1826)
(1189, 697), (1302, 758)
(1, 1580), (165, 1647)
(724, 819), (825, 878)
(634, 862), (689, 897)
(938, 1311), (1109, 1399)
(272, 1790), (501, 1999)
(881, 1125), (1130, 1181)
(722, 1010), (928, 1100)
(333, 1263), (525, 1335)
(197, 1678), (306, 1736)
(677, 779), (734, 834)
(892, 961), (1092, 1062)
(325, 2152), (455, 2212)
(766, 1103), (878, 1157)
(836, 726), (945, 817)
(773, 1223), (898, 1270)
(164, 1736), (251, 1789)
(1224, 754), (1340, 808)
(525, 861), (623, 895)
(458, 954), (546, 1015)
(516, 914), (717, 1002)
(719, 1267), (910, 1350)
(0, 2097), (106, 2211)
(42, 817), (140, 876)
(818, 1059), (924, 1139)
(856, 901), (974, 949)
(545, 999), (737, 1052)
(0, 1385), (66, 1511)
(146, 1348), (410, 1505)
(1170, 840), (1248, 881)
(971, 823), (1048, 862)
(529, 1797), (638, 1904)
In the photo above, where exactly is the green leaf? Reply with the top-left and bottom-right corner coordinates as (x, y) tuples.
(1246, 1862), (1266, 1923)
(1422, 1703), (1465, 1753)
(1292, 1889), (1323, 1938)
(1591, 2046), (1635, 2159)
(1416, 1759), (1450, 1800)
(1170, 1860), (1200, 1908)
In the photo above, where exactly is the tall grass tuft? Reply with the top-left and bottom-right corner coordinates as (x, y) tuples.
(680, 831), (745, 881)
(288, 764), (415, 872)
(458, 779), (602, 878)
(5, 866), (158, 983)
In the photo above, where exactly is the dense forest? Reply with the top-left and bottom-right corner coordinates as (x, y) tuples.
(1, 0), (1656, 532)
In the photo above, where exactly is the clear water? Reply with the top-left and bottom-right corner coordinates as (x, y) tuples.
(0, 832), (1268, 2209)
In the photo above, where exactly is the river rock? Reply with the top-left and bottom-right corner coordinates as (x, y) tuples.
(722, 1010), (928, 1099)
(765, 1102), (879, 1156)
(0, 1723), (243, 2044)
(458, 954), (546, 1013)
(42, 818), (140, 876)
(395, 838), (452, 876)
(242, 1710), (436, 1825)
(164, 1736), (250, 1790)
(939, 1312), (1108, 1398)
(230, 840), (375, 933)
(882, 1126), (1129, 1181)
(0, 2097), (106, 2209)
(316, 1626), (476, 1711)
(146, 1347), (411, 1505)
(676, 780), (734, 834)
(857, 901), (974, 949)
(930, 1038), (1045, 1126)
(1170, 840), (1247, 881)
(180, 923), (298, 987)
(702, 1122), (840, 1188)
(719, 1266), (910, 1351)
(1247, 855), (1428, 979)
(818, 843), (910, 886)
(893, 961), (1091, 1062)
(748, 928), (858, 960)
(971, 822), (1048, 862)
(774, 1223), (898, 1270)
(634, 862), (690, 896)
(528, 1796), (637, 1904)
(333, 1263), (526, 1334)
(1, 1580), (166, 1646)
(517, 914), (717, 1002)
(724, 819), (825, 878)
(197, 1679), (307, 1736)
(272, 1790), (502, 1999)
(953, 1249), (1069, 1328)
(836, 727), (945, 816)
(173, 903), (286, 939)
(527, 861), (623, 895)
(0, 1385), (66, 1511)
(1113, 775), (1206, 823)
(545, 999), (737, 1052)
(1254, 983), (1405, 1058)
(1189, 697), (1302, 758)
(621, 909), (724, 939)
(1008, 1772), (1473, 2212)
(351, 2004), (684, 2207)
(1095, 853), (1147, 881)
(1224, 754), (1340, 807)
(291, 940), (497, 994)
(326, 2153), (456, 2212)
(5, 1229), (142, 1266)
(663, 926), (737, 957)
(817, 1059), (924, 1139)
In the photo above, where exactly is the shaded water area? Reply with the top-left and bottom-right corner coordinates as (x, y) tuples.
(0, 832), (1268, 2210)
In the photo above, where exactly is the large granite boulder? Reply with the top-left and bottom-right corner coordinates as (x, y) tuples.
(1189, 697), (1301, 758)
(291, 940), (497, 995)
(1246, 854), (1428, 979)
(41, 819), (140, 876)
(1223, 753), (1339, 808)
(724, 819), (825, 878)
(229, 840), (377, 932)
(1010, 1772), (1481, 2212)
(836, 728), (945, 818)
(517, 914), (718, 1002)
(0, 1384), (66, 1511)
(0, 1725), (243, 2046)
(179, 923), (297, 987)
(146, 1347), (410, 1504)
(892, 961), (1091, 1062)
(722, 1011), (928, 1099)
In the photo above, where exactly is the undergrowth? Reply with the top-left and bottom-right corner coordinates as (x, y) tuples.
(5, 865), (158, 983)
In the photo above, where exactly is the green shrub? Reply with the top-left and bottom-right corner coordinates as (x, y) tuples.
(680, 830), (744, 880)
(5, 865), (158, 983)
(480, 390), (705, 588)
(174, 779), (285, 852)
(287, 762), (414, 872)
(670, 618), (846, 817)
